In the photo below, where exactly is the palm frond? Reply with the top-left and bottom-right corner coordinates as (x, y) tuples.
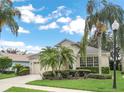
(0, 0), (21, 36)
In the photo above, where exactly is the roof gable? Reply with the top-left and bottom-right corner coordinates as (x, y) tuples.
(56, 39), (107, 54)
(55, 39), (76, 47)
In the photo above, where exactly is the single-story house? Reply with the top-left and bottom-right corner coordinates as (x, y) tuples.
(1, 39), (124, 74)
(29, 39), (111, 74)
(0, 53), (31, 70)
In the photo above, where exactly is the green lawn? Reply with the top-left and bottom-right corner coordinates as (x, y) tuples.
(5, 87), (47, 92)
(28, 71), (124, 92)
(0, 73), (16, 79)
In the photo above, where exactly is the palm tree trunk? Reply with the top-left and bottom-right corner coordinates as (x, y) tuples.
(98, 35), (102, 75)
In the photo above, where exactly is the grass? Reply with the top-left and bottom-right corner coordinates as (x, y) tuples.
(28, 71), (124, 92)
(0, 73), (16, 79)
(5, 87), (47, 92)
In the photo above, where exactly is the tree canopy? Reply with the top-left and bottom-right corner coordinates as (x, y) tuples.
(0, 56), (12, 73)
(81, 0), (124, 57)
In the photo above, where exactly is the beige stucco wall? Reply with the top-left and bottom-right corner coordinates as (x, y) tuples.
(101, 54), (110, 67)
(58, 41), (110, 69)
(76, 53), (109, 68)
(122, 56), (124, 72)
(59, 41), (80, 69)
(30, 59), (52, 74)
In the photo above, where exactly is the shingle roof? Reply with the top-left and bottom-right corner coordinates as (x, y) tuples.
(28, 39), (109, 59)
(0, 53), (30, 62)
(55, 39), (77, 47)
(56, 39), (107, 54)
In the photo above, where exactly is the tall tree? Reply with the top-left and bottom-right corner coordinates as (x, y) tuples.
(0, 56), (12, 73)
(0, 0), (21, 36)
(89, 32), (113, 51)
(81, 0), (124, 74)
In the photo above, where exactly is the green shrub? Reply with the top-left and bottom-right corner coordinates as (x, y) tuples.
(102, 67), (110, 74)
(87, 73), (112, 79)
(42, 69), (92, 80)
(77, 67), (110, 74)
(13, 64), (23, 75)
(76, 69), (91, 77)
(43, 70), (71, 80)
(18, 68), (30, 76)
(60, 70), (70, 78)
(77, 67), (99, 73)
(13, 64), (30, 76)
(42, 71), (55, 80)
(121, 72), (124, 74)
(2, 71), (14, 74)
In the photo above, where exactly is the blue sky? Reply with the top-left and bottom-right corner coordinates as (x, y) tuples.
(1, 0), (124, 53)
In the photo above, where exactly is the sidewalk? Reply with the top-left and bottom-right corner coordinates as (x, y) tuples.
(15, 84), (90, 92)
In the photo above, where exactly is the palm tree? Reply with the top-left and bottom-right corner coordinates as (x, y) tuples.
(12, 64), (23, 75)
(89, 32), (113, 51)
(81, 0), (124, 74)
(39, 47), (59, 75)
(57, 46), (75, 70)
(0, 0), (21, 36)
(39, 46), (75, 76)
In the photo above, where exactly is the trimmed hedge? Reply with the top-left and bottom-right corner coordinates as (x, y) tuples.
(1, 71), (14, 74)
(42, 69), (91, 80)
(76, 67), (110, 74)
(42, 69), (111, 80)
(121, 72), (124, 74)
(42, 71), (55, 80)
(102, 67), (110, 74)
(87, 73), (112, 79)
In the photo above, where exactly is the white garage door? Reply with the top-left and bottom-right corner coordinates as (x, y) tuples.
(33, 62), (40, 74)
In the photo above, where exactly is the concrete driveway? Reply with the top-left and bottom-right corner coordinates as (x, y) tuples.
(0, 74), (41, 91)
(0, 75), (91, 92)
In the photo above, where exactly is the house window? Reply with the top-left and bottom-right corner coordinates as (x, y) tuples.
(87, 57), (93, 67)
(94, 57), (99, 66)
(80, 57), (86, 67)
(80, 56), (98, 67)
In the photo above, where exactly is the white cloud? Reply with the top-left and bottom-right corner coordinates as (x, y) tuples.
(61, 16), (85, 35)
(49, 6), (72, 18)
(57, 17), (71, 23)
(0, 40), (42, 53)
(12, 0), (27, 2)
(16, 4), (35, 11)
(0, 40), (25, 47)
(25, 45), (42, 53)
(18, 27), (30, 34)
(16, 4), (47, 24)
(34, 15), (47, 24)
(36, 6), (45, 11)
(39, 22), (59, 30)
